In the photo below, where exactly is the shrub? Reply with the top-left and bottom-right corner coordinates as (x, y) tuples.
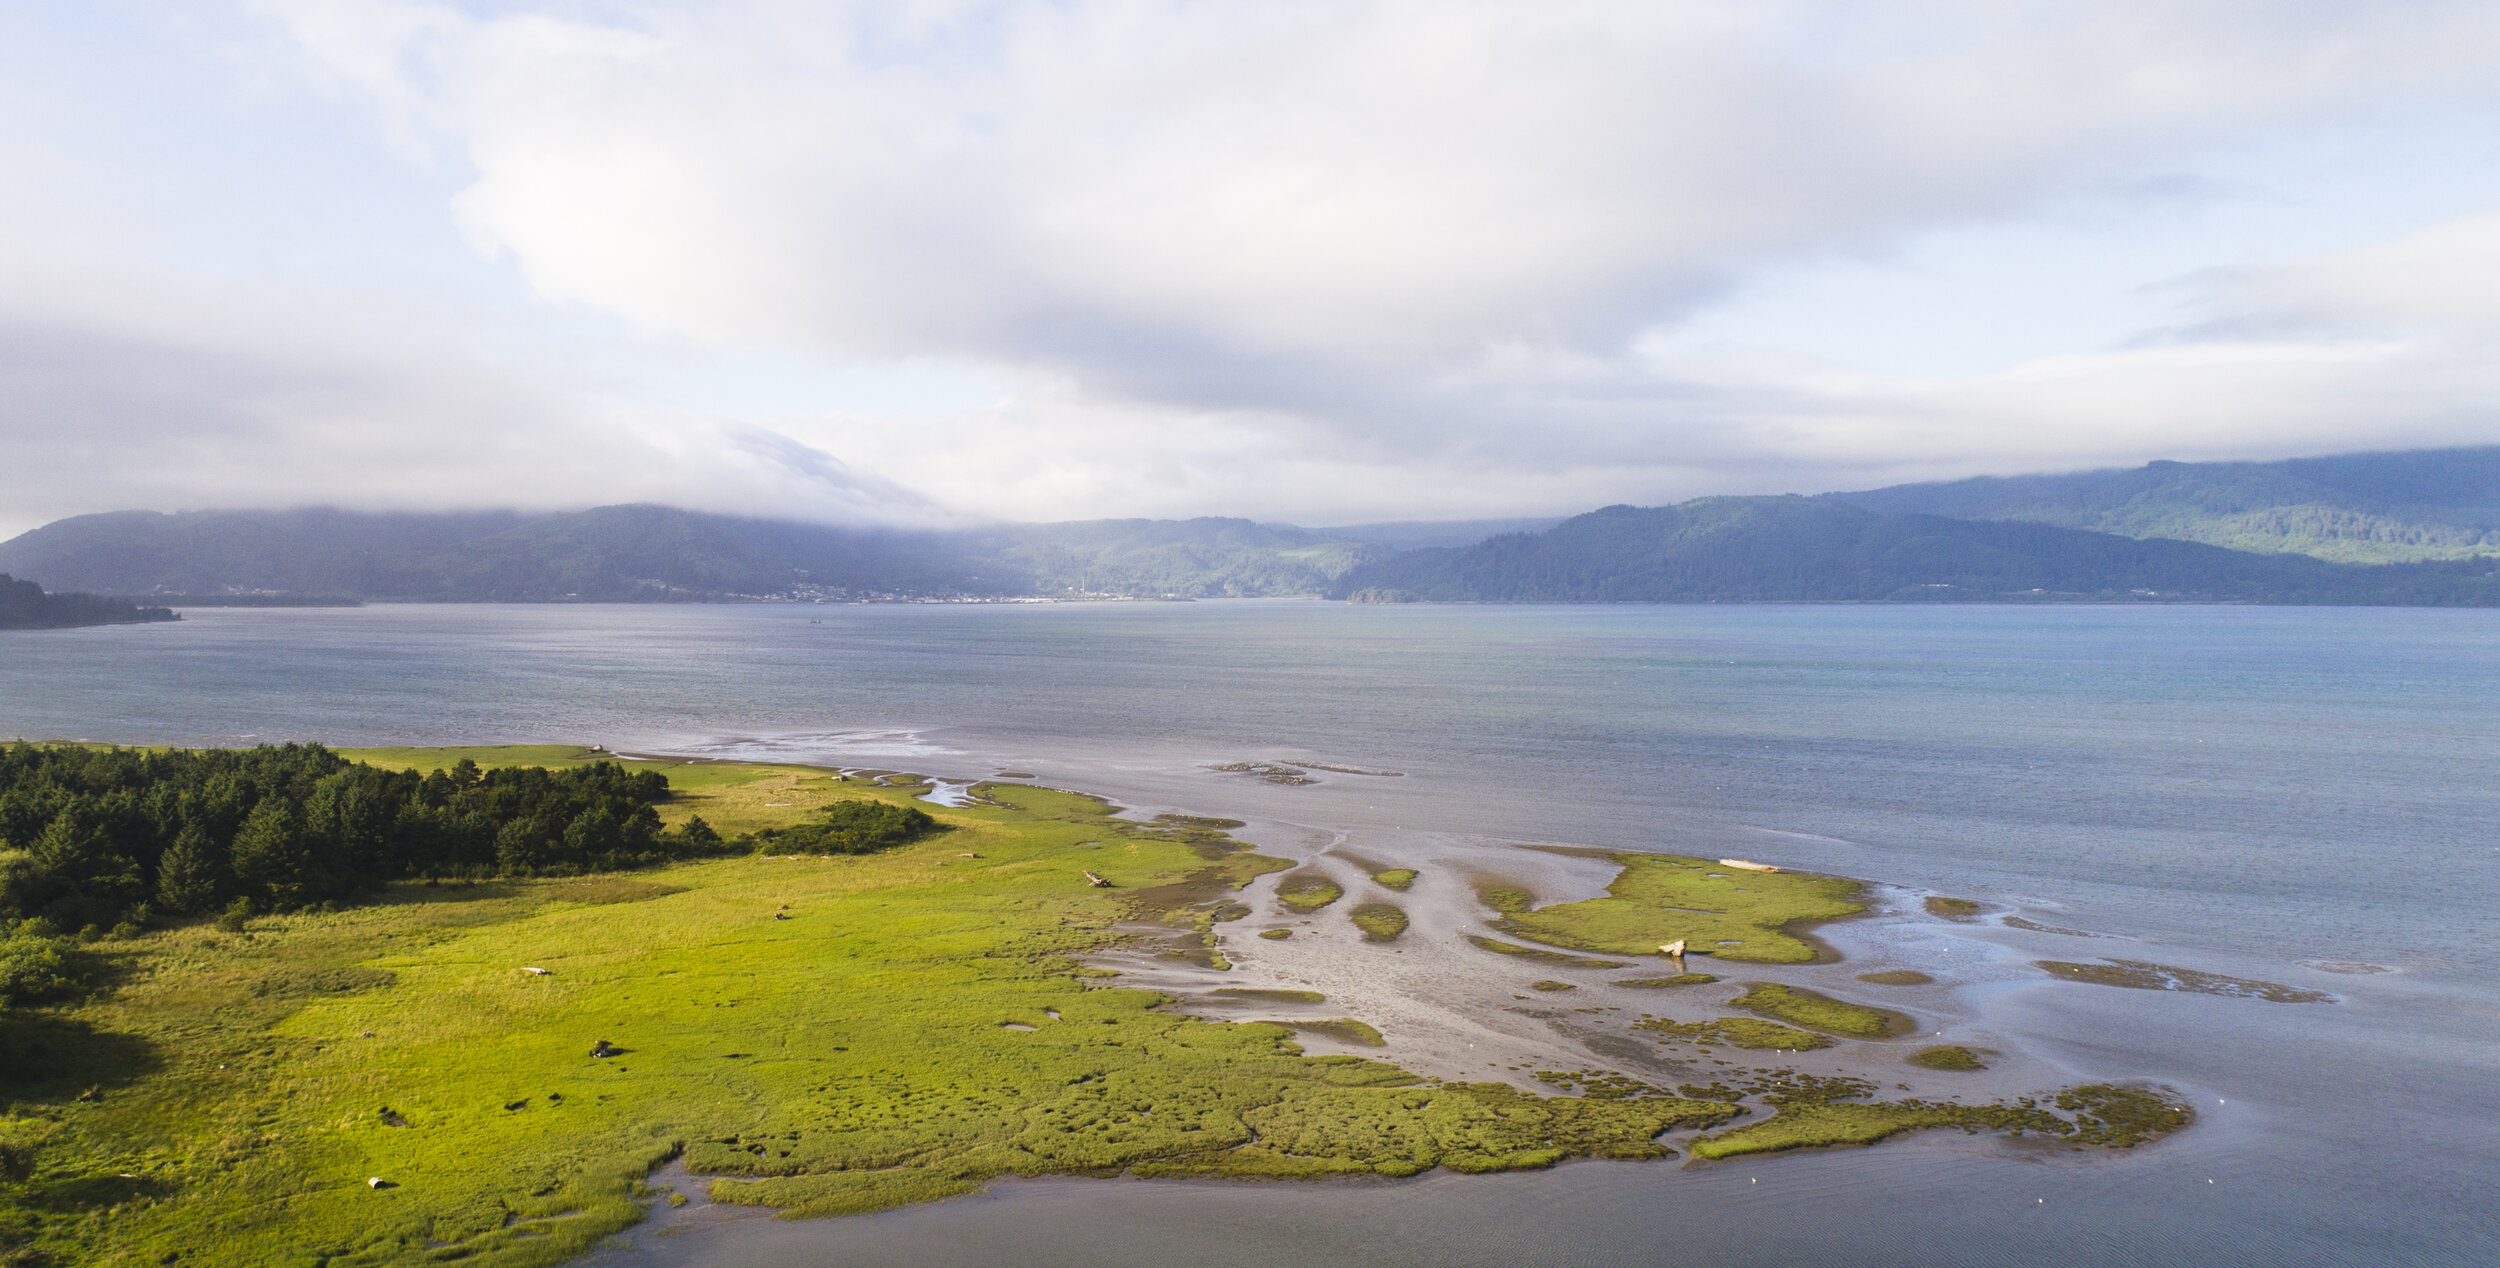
(214, 898), (254, 934)
(754, 801), (938, 855)
(0, 922), (84, 1006)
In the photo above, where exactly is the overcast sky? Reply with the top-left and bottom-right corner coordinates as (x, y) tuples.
(5, 1), (2500, 534)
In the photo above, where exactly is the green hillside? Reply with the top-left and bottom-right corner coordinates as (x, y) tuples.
(0, 509), (1390, 602)
(1328, 496), (2500, 604)
(1828, 448), (2500, 563)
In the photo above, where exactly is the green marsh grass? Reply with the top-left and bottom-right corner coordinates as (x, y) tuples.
(1489, 855), (1861, 964)
(1349, 902), (1409, 942)
(1908, 1045), (1986, 1071)
(1633, 1015), (1830, 1051)
(1276, 873), (1345, 913)
(1, 748), (1744, 1266)
(1728, 984), (1913, 1039)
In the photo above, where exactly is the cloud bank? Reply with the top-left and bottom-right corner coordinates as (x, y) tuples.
(5, 1), (2500, 531)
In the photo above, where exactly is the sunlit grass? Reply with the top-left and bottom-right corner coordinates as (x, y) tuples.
(1490, 854), (1862, 964)
(5, 748), (1750, 1266)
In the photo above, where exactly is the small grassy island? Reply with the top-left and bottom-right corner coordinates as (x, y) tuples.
(0, 744), (2196, 1265)
(1485, 853), (1864, 963)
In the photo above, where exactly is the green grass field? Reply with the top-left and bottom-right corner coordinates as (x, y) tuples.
(1633, 1015), (1830, 1051)
(1728, 984), (1913, 1039)
(1275, 873), (1345, 913)
(1613, 973), (1719, 988)
(1349, 902), (1409, 942)
(2, 749), (1764, 1266)
(1489, 855), (1862, 964)
(1908, 1045), (1987, 1071)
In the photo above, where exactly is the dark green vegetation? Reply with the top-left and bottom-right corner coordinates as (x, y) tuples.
(1257, 928), (1291, 940)
(0, 743), (712, 933)
(2039, 959), (2333, 1003)
(1349, 902), (1409, 942)
(750, 800), (937, 855)
(1371, 868), (1419, 891)
(1830, 446), (2500, 563)
(1614, 973), (1719, 988)
(1529, 980), (1576, 992)
(1633, 1016), (1830, 1051)
(1909, 1046), (1987, 1071)
(1925, 896), (1984, 920)
(1275, 873), (1345, 913)
(0, 749), (1781, 1265)
(1486, 854), (1861, 964)
(1855, 970), (1933, 986)
(1688, 1077), (2190, 1160)
(1729, 984), (1912, 1039)
(0, 574), (174, 630)
(1329, 496), (2500, 604)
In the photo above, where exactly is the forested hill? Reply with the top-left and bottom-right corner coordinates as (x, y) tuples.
(1326, 497), (2500, 604)
(0, 507), (1400, 602)
(1826, 447), (2500, 563)
(0, 574), (176, 630)
(20, 462), (2500, 606)
(0, 507), (1002, 602)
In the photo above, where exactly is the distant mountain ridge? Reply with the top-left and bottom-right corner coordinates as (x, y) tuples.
(14, 445), (2500, 609)
(0, 506), (1396, 602)
(1827, 447), (2500, 563)
(1327, 497), (2500, 605)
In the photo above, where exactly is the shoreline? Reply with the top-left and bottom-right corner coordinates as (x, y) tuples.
(3, 741), (2212, 1265)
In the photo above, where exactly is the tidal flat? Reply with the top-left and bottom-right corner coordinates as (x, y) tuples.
(0, 746), (2199, 1266)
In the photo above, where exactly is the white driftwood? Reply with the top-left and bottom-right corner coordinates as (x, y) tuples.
(1659, 939), (1687, 957)
(1718, 858), (1781, 873)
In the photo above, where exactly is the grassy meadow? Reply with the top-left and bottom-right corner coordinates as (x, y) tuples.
(0, 748), (1752, 1267)
(1728, 984), (1914, 1039)
(1490, 853), (1864, 963)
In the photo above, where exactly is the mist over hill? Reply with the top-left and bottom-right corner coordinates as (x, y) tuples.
(1826, 447), (2500, 563)
(0, 507), (1399, 602)
(12, 447), (2500, 608)
(1328, 497), (2500, 605)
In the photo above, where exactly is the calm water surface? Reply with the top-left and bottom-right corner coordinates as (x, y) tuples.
(4, 602), (2494, 1265)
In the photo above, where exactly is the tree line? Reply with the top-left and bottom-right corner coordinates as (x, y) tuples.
(0, 574), (175, 631)
(0, 742), (723, 937)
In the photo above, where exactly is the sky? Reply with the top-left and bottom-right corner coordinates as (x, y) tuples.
(5, 1), (2500, 535)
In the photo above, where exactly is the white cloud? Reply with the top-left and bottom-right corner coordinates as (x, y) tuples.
(2218, 206), (2500, 330)
(380, 0), (2500, 366)
(7, 0), (2500, 532)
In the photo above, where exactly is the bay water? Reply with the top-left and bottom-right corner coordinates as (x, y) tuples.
(4, 602), (2493, 1265)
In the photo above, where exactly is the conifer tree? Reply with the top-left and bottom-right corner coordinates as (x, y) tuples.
(155, 823), (225, 915)
(229, 799), (316, 911)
